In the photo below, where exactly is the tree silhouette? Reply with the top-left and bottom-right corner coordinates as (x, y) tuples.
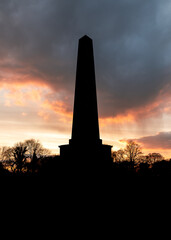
(147, 153), (163, 164)
(124, 140), (142, 163)
(0, 139), (51, 174)
(12, 142), (27, 173)
(24, 139), (51, 173)
(0, 138), (171, 176)
(113, 149), (125, 163)
(24, 139), (50, 158)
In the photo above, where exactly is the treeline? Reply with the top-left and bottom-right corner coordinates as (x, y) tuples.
(0, 139), (170, 176)
(112, 140), (171, 176)
(113, 140), (165, 164)
(0, 139), (54, 176)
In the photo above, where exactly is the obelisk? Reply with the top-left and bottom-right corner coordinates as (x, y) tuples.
(59, 35), (112, 168)
(71, 35), (100, 145)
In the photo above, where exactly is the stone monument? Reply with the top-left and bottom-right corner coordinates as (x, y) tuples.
(59, 35), (112, 169)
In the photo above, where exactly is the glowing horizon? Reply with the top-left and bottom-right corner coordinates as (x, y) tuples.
(0, 78), (171, 159)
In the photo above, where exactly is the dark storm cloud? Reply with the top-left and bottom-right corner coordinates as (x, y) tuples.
(130, 132), (171, 149)
(0, 0), (171, 117)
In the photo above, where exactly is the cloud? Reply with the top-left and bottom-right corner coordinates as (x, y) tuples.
(41, 99), (72, 119)
(0, 0), (171, 121)
(99, 85), (171, 125)
(1, 82), (47, 107)
(122, 132), (171, 150)
(0, 81), (73, 123)
(0, 81), (72, 138)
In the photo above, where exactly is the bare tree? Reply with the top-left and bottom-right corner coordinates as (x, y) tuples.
(24, 139), (51, 173)
(147, 153), (163, 164)
(124, 140), (142, 163)
(0, 147), (14, 172)
(113, 149), (125, 163)
(24, 139), (50, 158)
(0, 139), (51, 174)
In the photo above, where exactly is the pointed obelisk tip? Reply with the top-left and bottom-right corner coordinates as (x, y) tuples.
(79, 35), (92, 41)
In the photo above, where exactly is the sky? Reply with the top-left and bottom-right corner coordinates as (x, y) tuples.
(0, 0), (171, 157)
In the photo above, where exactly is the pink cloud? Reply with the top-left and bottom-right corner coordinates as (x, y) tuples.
(121, 131), (171, 150)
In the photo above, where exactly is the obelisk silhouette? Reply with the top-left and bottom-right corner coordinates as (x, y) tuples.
(59, 35), (112, 169)
(71, 35), (100, 144)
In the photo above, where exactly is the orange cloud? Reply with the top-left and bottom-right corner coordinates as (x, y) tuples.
(1, 82), (50, 107)
(4, 89), (25, 106)
(0, 59), (49, 87)
(0, 79), (73, 124)
(41, 99), (72, 119)
(126, 85), (171, 121)
(99, 92), (170, 127)
(100, 113), (135, 126)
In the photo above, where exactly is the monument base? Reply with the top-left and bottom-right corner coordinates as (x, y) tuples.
(59, 140), (113, 171)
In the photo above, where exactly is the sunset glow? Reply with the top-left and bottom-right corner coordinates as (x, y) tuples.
(0, 0), (171, 160)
